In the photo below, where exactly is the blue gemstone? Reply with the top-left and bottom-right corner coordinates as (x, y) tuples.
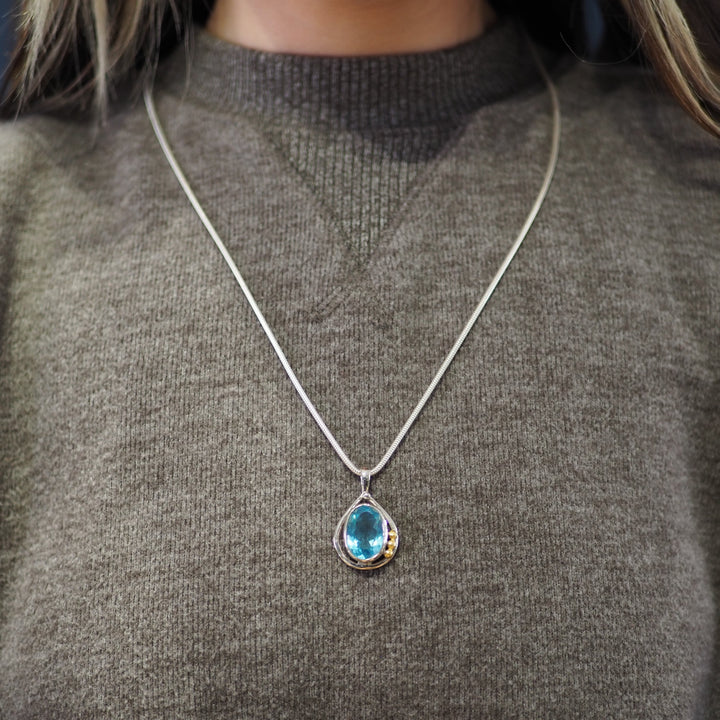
(345, 504), (386, 561)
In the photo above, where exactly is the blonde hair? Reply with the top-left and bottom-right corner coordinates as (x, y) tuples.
(4, 0), (183, 116)
(3, 0), (720, 136)
(618, 0), (720, 136)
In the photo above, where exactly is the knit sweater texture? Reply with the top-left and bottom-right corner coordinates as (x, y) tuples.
(0, 16), (719, 719)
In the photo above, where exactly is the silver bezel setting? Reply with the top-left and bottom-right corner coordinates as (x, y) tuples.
(333, 491), (399, 570)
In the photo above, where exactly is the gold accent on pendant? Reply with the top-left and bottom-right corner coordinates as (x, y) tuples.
(383, 529), (399, 558)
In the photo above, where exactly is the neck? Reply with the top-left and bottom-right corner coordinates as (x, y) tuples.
(205, 0), (496, 56)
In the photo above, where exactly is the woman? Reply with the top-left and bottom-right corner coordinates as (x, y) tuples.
(0, 0), (718, 717)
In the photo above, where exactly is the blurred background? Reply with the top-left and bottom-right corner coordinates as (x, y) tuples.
(1, 1), (15, 84)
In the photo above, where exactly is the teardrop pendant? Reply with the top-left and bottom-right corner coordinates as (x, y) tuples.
(333, 471), (399, 570)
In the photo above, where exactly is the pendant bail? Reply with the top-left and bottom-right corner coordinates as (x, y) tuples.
(360, 469), (371, 494)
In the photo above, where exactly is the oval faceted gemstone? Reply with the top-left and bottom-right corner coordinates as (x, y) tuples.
(345, 504), (386, 561)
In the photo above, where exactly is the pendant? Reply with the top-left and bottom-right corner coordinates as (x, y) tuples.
(333, 470), (399, 570)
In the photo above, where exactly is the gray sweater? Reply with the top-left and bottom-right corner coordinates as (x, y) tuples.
(0, 16), (718, 719)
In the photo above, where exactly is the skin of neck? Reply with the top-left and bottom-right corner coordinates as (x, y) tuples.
(205, 0), (497, 55)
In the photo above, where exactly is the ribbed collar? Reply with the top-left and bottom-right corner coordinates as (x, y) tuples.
(162, 15), (547, 130)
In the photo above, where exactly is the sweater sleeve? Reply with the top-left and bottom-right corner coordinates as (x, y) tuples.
(0, 120), (52, 607)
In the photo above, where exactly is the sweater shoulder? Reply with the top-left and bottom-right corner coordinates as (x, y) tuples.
(551, 58), (719, 262)
(0, 113), (97, 181)
(0, 101), (164, 241)
(0, 100), (154, 180)
(556, 57), (720, 165)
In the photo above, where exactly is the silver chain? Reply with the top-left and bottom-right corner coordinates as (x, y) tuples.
(144, 40), (560, 482)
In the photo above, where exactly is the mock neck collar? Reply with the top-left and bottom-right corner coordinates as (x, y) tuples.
(161, 15), (549, 130)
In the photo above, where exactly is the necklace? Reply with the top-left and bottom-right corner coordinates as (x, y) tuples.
(144, 39), (560, 571)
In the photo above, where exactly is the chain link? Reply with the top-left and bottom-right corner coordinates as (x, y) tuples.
(144, 38), (560, 483)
